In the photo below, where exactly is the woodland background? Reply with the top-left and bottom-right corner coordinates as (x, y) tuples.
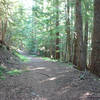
(0, 0), (100, 76)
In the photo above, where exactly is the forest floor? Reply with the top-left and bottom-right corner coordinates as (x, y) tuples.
(0, 51), (100, 100)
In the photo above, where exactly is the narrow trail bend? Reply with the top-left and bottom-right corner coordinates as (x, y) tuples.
(0, 54), (100, 100)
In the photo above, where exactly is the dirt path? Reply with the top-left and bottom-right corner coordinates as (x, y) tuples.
(0, 55), (100, 100)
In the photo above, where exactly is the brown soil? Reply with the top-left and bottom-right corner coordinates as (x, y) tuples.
(0, 53), (100, 100)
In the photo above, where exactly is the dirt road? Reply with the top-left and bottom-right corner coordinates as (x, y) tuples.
(0, 55), (100, 100)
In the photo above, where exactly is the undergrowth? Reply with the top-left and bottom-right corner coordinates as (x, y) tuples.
(0, 66), (24, 80)
(13, 50), (30, 62)
(7, 69), (23, 76)
(0, 66), (7, 80)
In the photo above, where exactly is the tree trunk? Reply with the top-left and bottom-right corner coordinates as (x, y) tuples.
(65, 0), (71, 62)
(2, 19), (7, 42)
(55, 0), (60, 59)
(0, 18), (2, 41)
(84, 20), (88, 68)
(73, 33), (78, 66)
(0, 18), (7, 45)
(90, 0), (100, 76)
(74, 0), (85, 70)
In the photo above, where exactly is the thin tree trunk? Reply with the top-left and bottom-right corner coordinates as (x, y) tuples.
(0, 18), (2, 41)
(84, 20), (88, 68)
(55, 0), (60, 59)
(2, 19), (7, 42)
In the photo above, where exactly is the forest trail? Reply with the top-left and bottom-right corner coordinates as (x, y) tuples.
(0, 54), (100, 100)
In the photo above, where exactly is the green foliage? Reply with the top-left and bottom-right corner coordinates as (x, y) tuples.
(0, 70), (3, 77)
(0, 66), (6, 80)
(7, 69), (23, 76)
(15, 52), (30, 62)
(0, 66), (24, 79)
(0, 66), (6, 72)
(0, 66), (6, 76)
(25, 38), (36, 54)
(3, 0), (94, 69)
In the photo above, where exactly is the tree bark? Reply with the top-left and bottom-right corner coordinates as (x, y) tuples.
(2, 19), (7, 42)
(65, 0), (71, 62)
(74, 0), (85, 70)
(0, 18), (2, 41)
(84, 20), (88, 68)
(55, 0), (60, 59)
(90, 0), (100, 76)
(73, 33), (78, 66)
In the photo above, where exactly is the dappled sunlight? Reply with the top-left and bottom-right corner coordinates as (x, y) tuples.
(40, 74), (65, 83)
(27, 67), (47, 71)
(40, 77), (57, 83)
(49, 77), (57, 80)
(0, 0), (98, 99)
(25, 66), (51, 72)
(80, 92), (92, 100)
